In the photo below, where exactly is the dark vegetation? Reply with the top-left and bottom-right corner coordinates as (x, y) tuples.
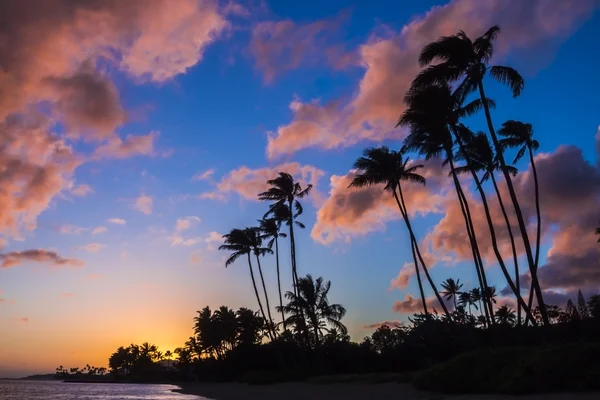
(55, 26), (600, 394)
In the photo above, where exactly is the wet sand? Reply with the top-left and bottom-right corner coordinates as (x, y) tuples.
(173, 382), (600, 400)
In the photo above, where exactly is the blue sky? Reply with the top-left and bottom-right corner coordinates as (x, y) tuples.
(0, 0), (599, 377)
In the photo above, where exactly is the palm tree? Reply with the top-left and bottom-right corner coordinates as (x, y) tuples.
(219, 228), (273, 340)
(399, 83), (493, 323)
(258, 172), (312, 292)
(349, 146), (450, 318)
(246, 227), (276, 338)
(470, 288), (483, 316)
(456, 131), (524, 323)
(258, 217), (288, 329)
(414, 25), (548, 325)
(596, 223), (600, 243)
(213, 305), (238, 353)
(441, 278), (463, 310)
(278, 274), (347, 345)
(164, 350), (173, 368)
(458, 291), (478, 315)
(496, 305), (517, 326)
(498, 120), (542, 322)
(454, 128), (535, 324)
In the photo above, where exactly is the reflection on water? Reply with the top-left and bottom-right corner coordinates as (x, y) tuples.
(0, 380), (204, 400)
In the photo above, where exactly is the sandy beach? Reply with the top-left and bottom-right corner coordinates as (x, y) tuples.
(173, 382), (600, 400)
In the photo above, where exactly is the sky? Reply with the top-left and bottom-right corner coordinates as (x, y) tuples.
(0, 0), (599, 377)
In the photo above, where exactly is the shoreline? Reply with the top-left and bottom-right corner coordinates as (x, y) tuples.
(172, 382), (600, 400)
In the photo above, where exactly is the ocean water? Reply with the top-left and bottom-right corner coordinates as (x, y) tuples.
(0, 380), (205, 400)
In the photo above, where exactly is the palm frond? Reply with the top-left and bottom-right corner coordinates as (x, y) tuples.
(489, 66), (524, 97)
(418, 35), (472, 66)
(514, 145), (527, 164)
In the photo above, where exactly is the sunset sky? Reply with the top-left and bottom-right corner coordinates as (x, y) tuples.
(1, 0), (599, 378)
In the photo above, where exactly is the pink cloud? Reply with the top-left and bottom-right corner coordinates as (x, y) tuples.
(202, 162), (324, 203)
(134, 194), (153, 215)
(60, 293), (75, 298)
(267, 0), (596, 159)
(76, 243), (105, 253)
(85, 273), (103, 280)
(389, 263), (415, 291)
(250, 12), (354, 82)
(18, 317), (29, 323)
(92, 226), (108, 235)
(311, 158), (447, 245)
(192, 169), (215, 181)
(108, 218), (126, 225)
(393, 294), (453, 315)
(176, 216), (201, 232)
(58, 224), (87, 235)
(189, 250), (202, 265)
(0, 249), (84, 269)
(70, 184), (94, 197)
(92, 132), (158, 160)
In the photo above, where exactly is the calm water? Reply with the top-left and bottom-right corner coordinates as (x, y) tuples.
(0, 380), (206, 400)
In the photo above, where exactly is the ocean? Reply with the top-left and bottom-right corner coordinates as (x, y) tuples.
(0, 380), (204, 400)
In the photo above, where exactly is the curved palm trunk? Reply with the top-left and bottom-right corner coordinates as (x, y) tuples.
(490, 173), (522, 325)
(448, 155), (493, 325)
(275, 237), (286, 330)
(247, 254), (273, 341)
(256, 254), (277, 339)
(411, 239), (429, 315)
(393, 185), (450, 318)
(524, 147), (543, 325)
(392, 182), (428, 315)
(287, 201), (300, 294)
(477, 81), (549, 326)
(468, 165), (536, 324)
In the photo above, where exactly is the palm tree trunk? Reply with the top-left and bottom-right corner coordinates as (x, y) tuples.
(392, 182), (428, 315)
(256, 254), (277, 339)
(288, 200), (300, 293)
(275, 237), (286, 330)
(411, 239), (429, 315)
(247, 254), (273, 341)
(447, 155), (492, 325)
(524, 146), (543, 325)
(477, 81), (549, 326)
(468, 165), (536, 324)
(490, 173), (522, 325)
(393, 185), (450, 318)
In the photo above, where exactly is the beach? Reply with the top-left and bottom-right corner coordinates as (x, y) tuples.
(173, 382), (600, 400)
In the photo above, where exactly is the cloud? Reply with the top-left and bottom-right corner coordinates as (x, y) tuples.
(266, 0), (596, 159)
(18, 318), (29, 323)
(76, 243), (105, 253)
(363, 320), (404, 329)
(134, 194), (153, 215)
(92, 226), (108, 235)
(85, 273), (103, 280)
(0, 249), (84, 269)
(92, 132), (159, 160)
(189, 250), (202, 265)
(311, 159), (448, 244)
(192, 169), (215, 181)
(205, 231), (224, 250)
(389, 263), (415, 291)
(250, 12), (355, 82)
(59, 224), (87, 235)
(393, 294), (453, 315)
(60, 293), (75, 298)
(0, 0), (229, 240)
(202, 162), (324, 203)
(70, 184), (94, 197)
(176, 216), (201, 232)
(108, 218), (126, 225)
(168, 236), (203, 247)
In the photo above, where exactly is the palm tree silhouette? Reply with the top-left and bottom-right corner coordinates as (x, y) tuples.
(458, 291), (478, 316)
(258, 217), (288, 329)
(414, 26), (548, 325)
(349, 146), (450, 318)
(399, 83), (493, 324)
(496, 305), (517, 326)
(455, 127), (535, 324)
(498, 120), (542, 324)
(258, 173), (312, 293)
(246, 227), (277, 338)
(596, 223), (600, 242)
(278, 274), (347, 345)
(441, 278), (463, 310)
(456, 131), (524, 323)
(219, 228), (273, 340)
